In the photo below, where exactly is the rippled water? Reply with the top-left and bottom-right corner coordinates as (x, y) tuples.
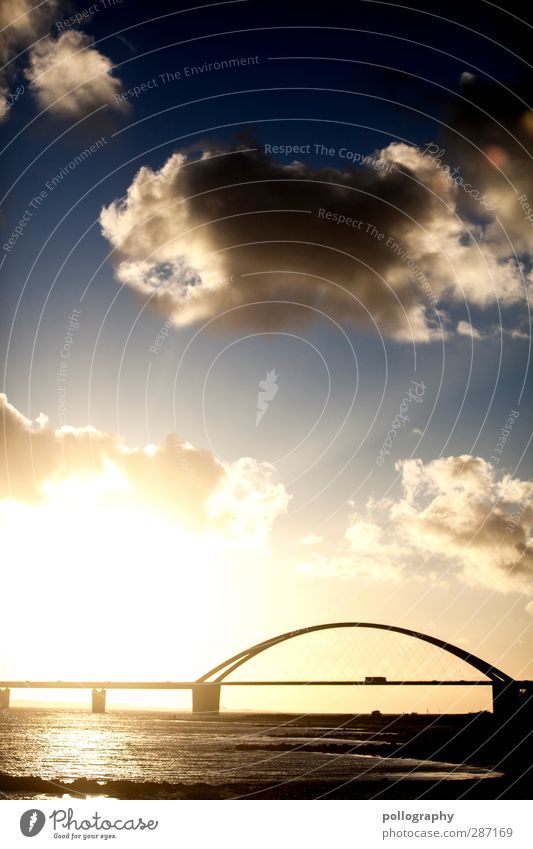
(0, 709), (500, 792)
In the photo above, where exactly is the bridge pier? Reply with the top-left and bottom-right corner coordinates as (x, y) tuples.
(492, 681), (521, 722)
(0, 688), (9, 711)
(192, 683), (220, 716)
(91, 688), (106, 713)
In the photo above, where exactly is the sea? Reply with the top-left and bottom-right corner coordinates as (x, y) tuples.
(0, 708), (501, 799)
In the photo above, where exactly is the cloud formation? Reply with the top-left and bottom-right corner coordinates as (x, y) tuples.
(456, 319), (482, 339)
(3, 395), (530, 604)
(26, 29), (127, 117)
(99, 140), (530, 341)
(298, 455), (533, 606)
(0, 394), (289, 540)
(0, 0), (62, 120)
(445, 75), (533, 257)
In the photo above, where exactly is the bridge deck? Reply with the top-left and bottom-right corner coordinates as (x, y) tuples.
(0, 680), (496, 688)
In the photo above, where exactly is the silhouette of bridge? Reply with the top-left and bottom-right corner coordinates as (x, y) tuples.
(1, 622), (531, 720)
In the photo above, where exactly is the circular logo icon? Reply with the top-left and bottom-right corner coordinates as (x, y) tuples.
(20, 810), (46, 837)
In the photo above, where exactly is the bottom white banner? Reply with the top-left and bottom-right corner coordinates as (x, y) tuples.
(0, 799), (530, 848)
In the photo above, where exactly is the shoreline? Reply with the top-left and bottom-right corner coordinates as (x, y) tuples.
(0, 772), (530, 800)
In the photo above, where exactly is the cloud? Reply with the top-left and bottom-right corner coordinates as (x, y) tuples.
(457, 319), (482, 339)
(26, 29), (127, 117)
(99, 140), (530, 341)
(455, 320), (530, 342)
(0, 394), (288, 540)
(297, 504), (408, 583)
(206, 457), (290, 546)
(299, 455), (533, 605)
(0, 0), (63, 120)
(508, 327), (530, 341)
(459, 71), (476, 87)
(391, 456), (533, 594)
(297, 538), (405, 583)
(299, 533), (325, 546)
(443, 75), (533, 258)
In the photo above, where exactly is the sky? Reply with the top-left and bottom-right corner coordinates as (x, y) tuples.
(0, 0), (532, 713)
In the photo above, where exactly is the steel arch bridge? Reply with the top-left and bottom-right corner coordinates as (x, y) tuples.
(1, 622), (530, 718)
(192, 621), (525, 718)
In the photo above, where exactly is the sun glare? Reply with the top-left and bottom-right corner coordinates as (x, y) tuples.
(0, 465), (234, 688)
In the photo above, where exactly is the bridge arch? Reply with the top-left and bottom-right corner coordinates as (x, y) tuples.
(196, 622), (511, 685)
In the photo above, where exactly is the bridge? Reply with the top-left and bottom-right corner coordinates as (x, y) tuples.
(1, 622), (531, 721)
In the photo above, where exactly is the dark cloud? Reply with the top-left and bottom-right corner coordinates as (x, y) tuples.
(0, 393), (222, 525)
(0, 394), (289, 538)
(101, 140), (529, 341)
(444, 75), (533, 252)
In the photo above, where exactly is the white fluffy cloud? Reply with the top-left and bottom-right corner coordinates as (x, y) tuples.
(299, 533), (325, 546)
(206, 457), (290, 546)
(99, 142), (530, 342)
(298, 521), (406, 582)
(393, 456), (533, 593)
(457, 318), (479, 338)
(298, 455), (533, 606)
(26, 29), (126, 116)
